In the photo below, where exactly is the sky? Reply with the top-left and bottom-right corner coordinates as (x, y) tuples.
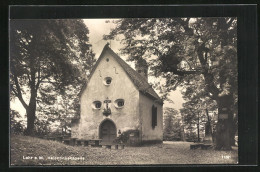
(10, 19), (185, 120)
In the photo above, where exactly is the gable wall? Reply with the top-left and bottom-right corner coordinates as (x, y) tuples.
(72, 51), (140, 139)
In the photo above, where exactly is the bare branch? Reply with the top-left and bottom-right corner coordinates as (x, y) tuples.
(171, 69), (200, 76)
(40, 80), (56, 85)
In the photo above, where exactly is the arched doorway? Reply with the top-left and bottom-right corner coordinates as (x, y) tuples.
(99, 119), (116, 144)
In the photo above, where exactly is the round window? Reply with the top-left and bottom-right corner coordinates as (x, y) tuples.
(104, 77), (112, 86)
(114, 99), (124, 108)
(92, 101), (102, 109)
(106, 78), (111, 84)
(117, 101), (124, 107)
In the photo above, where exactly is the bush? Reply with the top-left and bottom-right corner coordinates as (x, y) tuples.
(115, 129), (139, 145)
(10, 110), (24, 134)
(163, 131), (182, 141)
(185, 133), (198, 142)
(11, 122), (24, 134)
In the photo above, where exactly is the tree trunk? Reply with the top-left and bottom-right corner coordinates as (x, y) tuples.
(24, 106), (36, 136)
(203, 109), (213, 144)
(229, 119), (237, 146)
(24, 90), (37, 136)
(180, 115), (186, 141)
(197, 124), (200, 142)
(215, 119), (231, 150)
(181, 125), (185, 141)
(196, 44), (234, 150)
(197, 113), (200, 142)
(215, 95), (233, 150)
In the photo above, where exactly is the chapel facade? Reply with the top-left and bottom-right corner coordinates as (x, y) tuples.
(71, 44), (163, 145)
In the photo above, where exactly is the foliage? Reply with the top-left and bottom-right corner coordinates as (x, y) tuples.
(185, 132), (198, 142)
(105, 18), (237, 101)
(10, 19), (95, 135)
(163, 107), (182, 141)
(116, 129), (139, 145)
(180, 93), (216, 142)
(36, 84), (85, 136)
(34, 116), (50, 137)
(10, 110), (24, 134)
(105, 18), (237, 149)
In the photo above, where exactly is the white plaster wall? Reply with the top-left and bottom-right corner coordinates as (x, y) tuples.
(74, 51), (140, 139)
(139, 94), (163, 141)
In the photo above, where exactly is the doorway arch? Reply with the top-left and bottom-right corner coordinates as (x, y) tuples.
(99, 119), (117, 144)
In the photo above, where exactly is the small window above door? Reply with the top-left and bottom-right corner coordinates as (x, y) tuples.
(104, 77), (112, 86)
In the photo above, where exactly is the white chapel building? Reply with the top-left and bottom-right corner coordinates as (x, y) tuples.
(71, 44), (163, 145)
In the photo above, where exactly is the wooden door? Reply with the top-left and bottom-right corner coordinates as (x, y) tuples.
(100, 120), (116, 144)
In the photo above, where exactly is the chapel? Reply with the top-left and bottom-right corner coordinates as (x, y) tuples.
(71, 44), (163, 145)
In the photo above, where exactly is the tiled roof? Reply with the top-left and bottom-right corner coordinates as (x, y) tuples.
(79, 44), (163, 104)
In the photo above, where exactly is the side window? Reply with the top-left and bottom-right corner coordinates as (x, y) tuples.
(152, 105), (157, 129)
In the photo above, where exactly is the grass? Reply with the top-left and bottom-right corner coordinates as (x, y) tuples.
(10, 135), (238, 166)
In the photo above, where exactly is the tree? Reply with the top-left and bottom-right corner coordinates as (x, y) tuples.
(105, 18), (237, 150)
(163, 107), (182, 141)
(36, 51), (96, 136)
(180, 76), (217, 143)
(10, 19), (95, 135)
(181, 99), (208, 142)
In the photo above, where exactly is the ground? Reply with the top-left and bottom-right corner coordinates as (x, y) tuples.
(10, 135), (238, 165)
